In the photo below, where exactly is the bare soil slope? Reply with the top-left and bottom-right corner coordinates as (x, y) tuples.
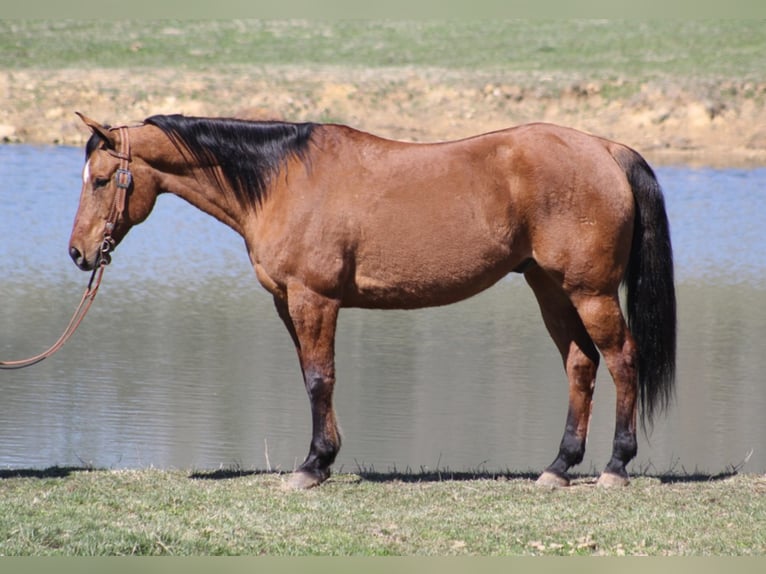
(2, 66), (765, 167)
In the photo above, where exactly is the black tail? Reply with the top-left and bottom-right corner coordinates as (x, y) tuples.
(613, 146), (676, 429)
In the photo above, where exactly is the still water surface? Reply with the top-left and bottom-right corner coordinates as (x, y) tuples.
(1, 145), (765, 476)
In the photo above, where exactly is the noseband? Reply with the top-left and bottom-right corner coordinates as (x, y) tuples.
(99, 126), (133, 266)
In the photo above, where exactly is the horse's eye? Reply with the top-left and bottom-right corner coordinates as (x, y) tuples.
(93, 177), (110, 189)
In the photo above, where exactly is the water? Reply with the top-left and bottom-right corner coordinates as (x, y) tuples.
(1, 145), (765, 476)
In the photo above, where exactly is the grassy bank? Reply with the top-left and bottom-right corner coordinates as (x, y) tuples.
(1, 468), (764, 555)
(2, 20), (764, 82)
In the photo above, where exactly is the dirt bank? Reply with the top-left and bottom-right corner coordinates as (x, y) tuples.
(2, 66), (765, 168)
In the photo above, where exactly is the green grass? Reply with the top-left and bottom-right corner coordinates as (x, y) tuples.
(1, 467), (764, 555)
(1, 20), (764, 82)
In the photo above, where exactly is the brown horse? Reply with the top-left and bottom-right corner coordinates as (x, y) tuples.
(69, 113), (675, 488)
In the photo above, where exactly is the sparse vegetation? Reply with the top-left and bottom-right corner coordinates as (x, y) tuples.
(1, 467), (765, 555)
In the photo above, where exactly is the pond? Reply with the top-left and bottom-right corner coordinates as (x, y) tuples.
(1, 144), (765, 477)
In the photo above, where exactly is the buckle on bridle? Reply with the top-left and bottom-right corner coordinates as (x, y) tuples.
(99, 235), (116, 266)
(115, 168), (132, 190)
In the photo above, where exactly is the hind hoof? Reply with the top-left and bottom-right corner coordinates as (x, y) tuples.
(597, 471), (630, 487)
(536, 470), (570, 488)
(285, 469), (327, 490)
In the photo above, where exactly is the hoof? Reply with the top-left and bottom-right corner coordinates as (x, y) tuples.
(285, 470), (326, 490)
(597, 472), (630, 488)
(536, 470), (570, 488)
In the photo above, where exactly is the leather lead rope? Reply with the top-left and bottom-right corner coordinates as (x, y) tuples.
(0, 263), (106, 369)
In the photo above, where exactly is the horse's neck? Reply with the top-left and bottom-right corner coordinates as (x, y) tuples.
(169, 173), (247, 236)
(139, 131), (249, 237)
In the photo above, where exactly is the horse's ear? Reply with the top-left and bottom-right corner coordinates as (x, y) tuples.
(75, 112), (116, 148)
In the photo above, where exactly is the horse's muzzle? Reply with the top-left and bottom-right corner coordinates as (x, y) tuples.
(69, 246), (93, 271)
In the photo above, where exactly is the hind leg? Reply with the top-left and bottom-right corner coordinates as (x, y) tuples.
(525, 266), (600, 487)
(571, 293), (639, 486)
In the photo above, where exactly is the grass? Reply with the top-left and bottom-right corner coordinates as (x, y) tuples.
(1, 20), (764, 83)
(0, 467), (765, 555)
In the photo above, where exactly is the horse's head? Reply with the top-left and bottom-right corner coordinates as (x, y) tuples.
(69, 113), (158, 271)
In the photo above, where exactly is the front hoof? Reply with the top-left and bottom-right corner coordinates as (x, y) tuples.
(285, 469), (327, 490)
(536, 470), (570, 488)
(597, 471), (630, 488)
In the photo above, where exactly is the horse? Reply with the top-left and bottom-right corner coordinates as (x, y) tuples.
(68, 112), (675, 489)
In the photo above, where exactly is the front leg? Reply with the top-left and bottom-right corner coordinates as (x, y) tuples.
(274, 284), (342, 489)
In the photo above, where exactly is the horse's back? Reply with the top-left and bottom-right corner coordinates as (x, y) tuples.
(320, 127), (530, 308)
(255, 123), (636, 307)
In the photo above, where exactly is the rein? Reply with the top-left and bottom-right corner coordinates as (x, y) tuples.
(0, 127), (131, 370)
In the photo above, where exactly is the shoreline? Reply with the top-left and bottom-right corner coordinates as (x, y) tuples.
(2, 67), (765, 168)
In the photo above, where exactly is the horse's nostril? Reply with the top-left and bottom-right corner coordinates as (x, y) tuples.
(69, 246), (82, 264)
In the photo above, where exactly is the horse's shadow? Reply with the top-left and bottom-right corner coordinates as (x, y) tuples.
(186, 467), (739, 485)
(187, 468), (542, 483)
(0, 466), (90, 480)
(0, 465), (739, 485)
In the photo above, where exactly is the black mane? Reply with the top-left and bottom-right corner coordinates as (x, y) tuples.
(144, 114), (316, 207)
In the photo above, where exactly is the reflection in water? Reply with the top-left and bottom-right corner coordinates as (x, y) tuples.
(1, 146), (765, 475)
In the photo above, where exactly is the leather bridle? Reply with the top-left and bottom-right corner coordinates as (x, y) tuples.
(99, 125), (132, 265)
